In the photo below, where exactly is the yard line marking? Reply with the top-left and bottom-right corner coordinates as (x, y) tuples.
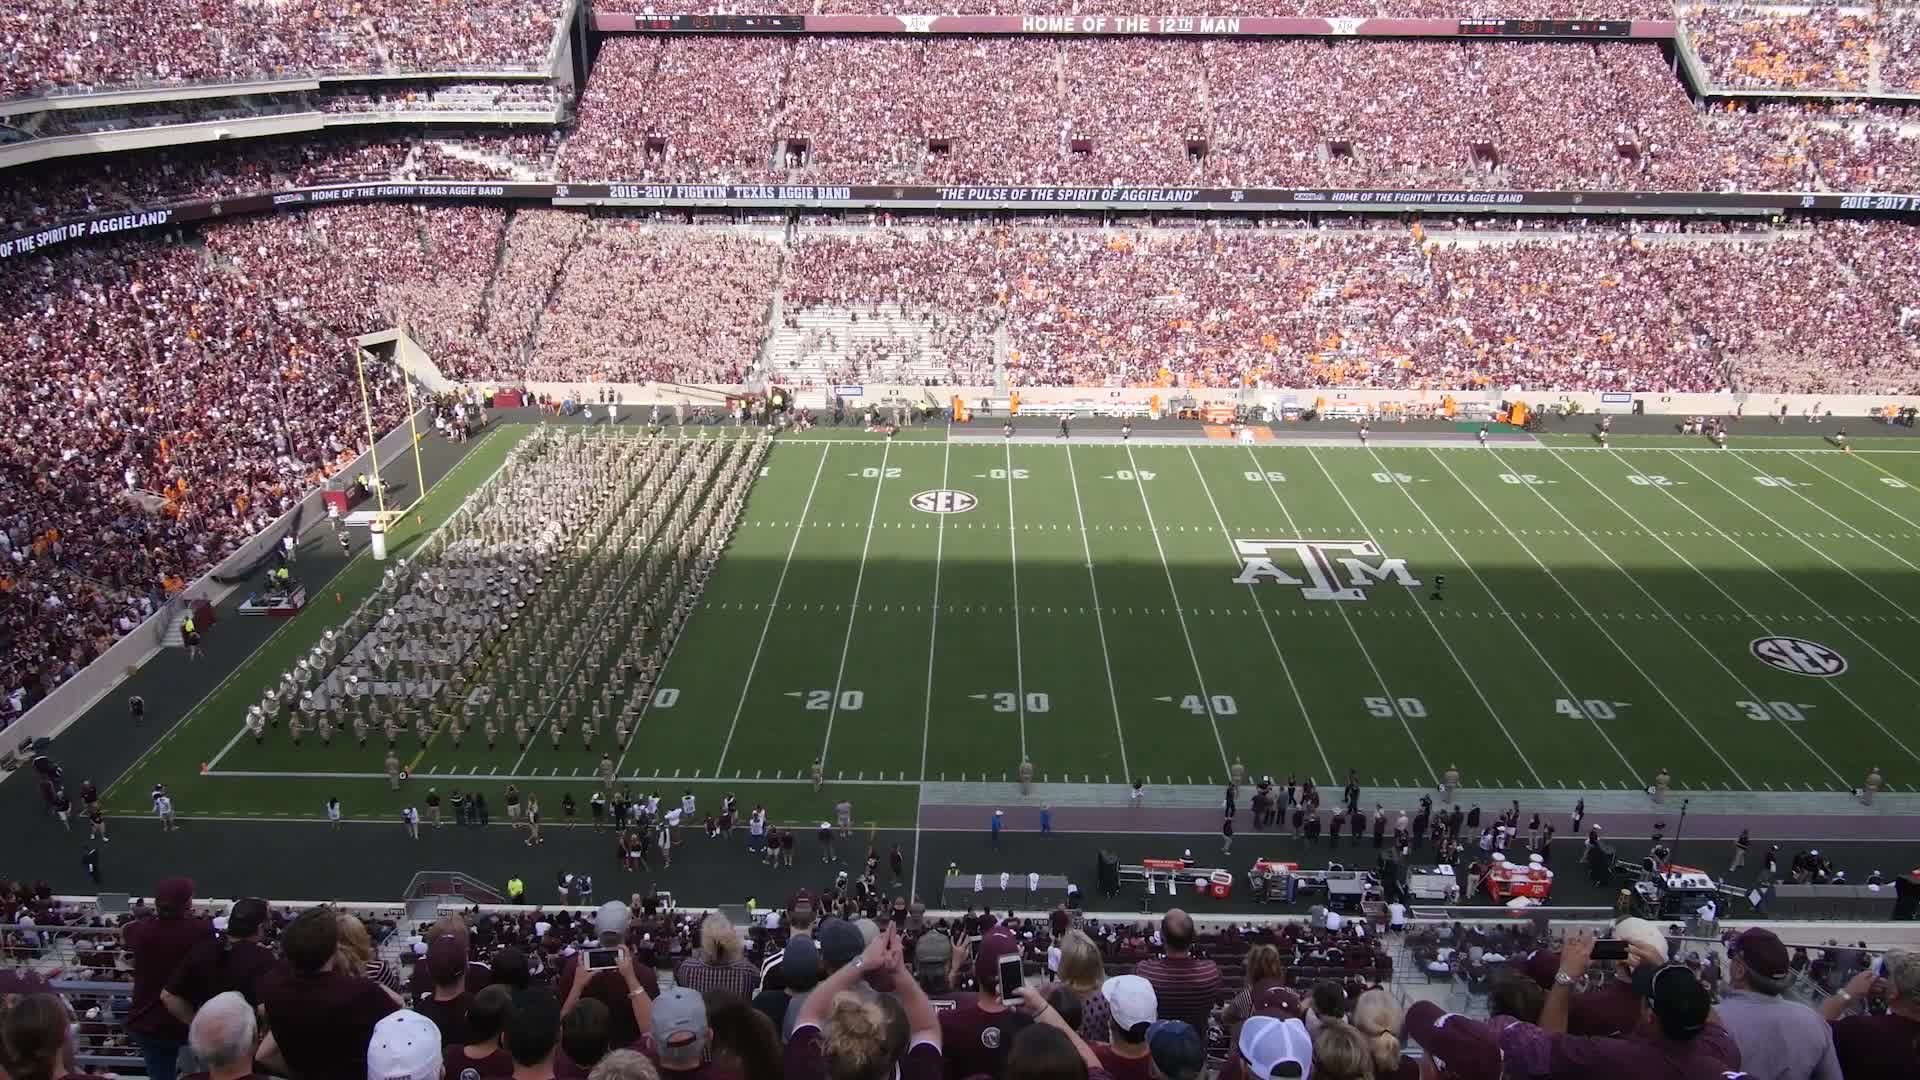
(1676, 452), (1920, 625)
(1307, 447), (1529, 787)
(1774, 451), (1920, 556)
(1123, 445), (1230, 776)
(712, 445), (832, 774)
(1841, 448), (1920, 496)
(1428, 449), (1712, 787)
(1467, 449), (1762, 786)
(819, 440), (893, 770)
(1065, 443), (1132, 783)
(1590, 451), (1920, 768)
(910, 435), (953, 903)
(1190, 448), (1331, 784)
(1006, 443), (1029, 759)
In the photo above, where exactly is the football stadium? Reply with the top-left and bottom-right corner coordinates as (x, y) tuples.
(4, 6), (1920, 1078)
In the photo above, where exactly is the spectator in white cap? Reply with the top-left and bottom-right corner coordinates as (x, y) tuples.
(368, 1009), (444, 1080)
(1096, 973), (1157, 1075)
(187, 991), (258, 1080)
(1236, 1015), (1313, 1079)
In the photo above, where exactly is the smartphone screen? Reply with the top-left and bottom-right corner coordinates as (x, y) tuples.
(587, 947), (620, 971)
(1590, 940), (1628, 963)
(997, 953), (1024, 1005)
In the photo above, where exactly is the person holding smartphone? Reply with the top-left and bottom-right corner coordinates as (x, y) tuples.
(936, 930), (1031, 1079)
(786, 924), (943, 1080)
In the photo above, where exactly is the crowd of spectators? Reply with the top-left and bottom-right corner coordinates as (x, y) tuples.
(5, 875), (1919, 1080)
(526, 223), (784, 385)
(557, 37), (1920, 193)
(1684, 6), (1876, 92)
(0, 0), (566, 101)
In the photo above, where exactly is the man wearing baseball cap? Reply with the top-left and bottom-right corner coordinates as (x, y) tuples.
(368, 1010), (444, 1080)
(1501, 928), (1743, 1079)
(1717, 928), (1840, 1080)
(1094, 974), (1157, 1078)
(550, 902), (659, 1049)
(647, 988), (717, 1076)
(1234, 1015), (1313, 1078)
(938, 929), (1030, 1079)
(1404, 1001), (1504, 1080)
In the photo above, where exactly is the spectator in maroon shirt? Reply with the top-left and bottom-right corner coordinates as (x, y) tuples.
(550, 902), (660, 1050)
(444, 984), (516, 1080)
(416, 935), (478, 1047)
(164, 898), (275, 1022)
(937, 929), (1031, 1079)
(1820, 946), (1920, 1080)
(786, 925), (944, 1080)
(257, 906), (400, 1080)
(1131, 910), (1220, 1037)
(126, 877), (213, 1080)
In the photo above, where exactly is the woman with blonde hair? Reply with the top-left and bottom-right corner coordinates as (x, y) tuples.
(1350, 988), (1418, 1079)
(1311, 1018), (1377, 1080)
(1051, 929), (1109, 1044)
(332, 913), (405, 1003)
(673, 913), (760, 999)
(1224, 943), (1289, 1032)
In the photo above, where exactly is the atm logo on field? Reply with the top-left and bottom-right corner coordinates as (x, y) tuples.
(1231, 539), (1419, 601)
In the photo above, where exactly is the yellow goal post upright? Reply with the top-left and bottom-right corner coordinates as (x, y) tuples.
(351, 344), (429, 560)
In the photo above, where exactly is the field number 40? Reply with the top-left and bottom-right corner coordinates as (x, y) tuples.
(1181, 694), (1238, 716)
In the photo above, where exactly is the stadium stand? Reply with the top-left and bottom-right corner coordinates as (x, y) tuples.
(3, 878), (1916, 1078)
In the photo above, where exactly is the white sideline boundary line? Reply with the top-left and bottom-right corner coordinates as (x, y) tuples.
(1186, 448), (1335, 785)
(1301, 447), (1520, 788)
(712, 445), (832, 774)
(1532, 449), (1851, 786)
(1457, 448), (1756, 786)
(1122, 444), (1231, 777)
(204, 768), (916, 786)
(818, 440), (893, 770)
(1621, 450), (1920, 766)
(1065, 443), (1132, 784)
(1005, 442), (1029, 760)
(910, 434), (954, 904)
(126, 427), (511, 791)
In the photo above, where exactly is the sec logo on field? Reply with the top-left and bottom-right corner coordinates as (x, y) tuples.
(911, 490), (976, 514)
(1750, 636), (1848, 678)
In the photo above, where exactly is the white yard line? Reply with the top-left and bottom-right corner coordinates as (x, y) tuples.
(910, 436), (954, 904)
(1667, 453), (1920, 665)
(1005, 443), (1029, 760)
(1185, 448), (1334, 784)
(1596, 451), (1920, 767)
(1746, 452), (1920, 573)
(711, 446), (832, 774)
(1539, 450), (1857, 785)
(129, 427), (510, 790)
(1413, 447), (1697, 780)
(1065, 443), (1132, 783)
(1304, 447), (1531, 787)
(1789, 452), (1920, 532)
(1122, 445), (1231, 777)
(1467, 449), (1770, 786)
(818, 440), (893, 770)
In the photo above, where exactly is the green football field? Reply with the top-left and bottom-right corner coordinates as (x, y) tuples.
(107, 424), (1920, 827)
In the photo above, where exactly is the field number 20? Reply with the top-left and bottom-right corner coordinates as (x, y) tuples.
(804, 689), (864, 711)
(861, 466), (902, 479)
(1364, 696), (1428, 719)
